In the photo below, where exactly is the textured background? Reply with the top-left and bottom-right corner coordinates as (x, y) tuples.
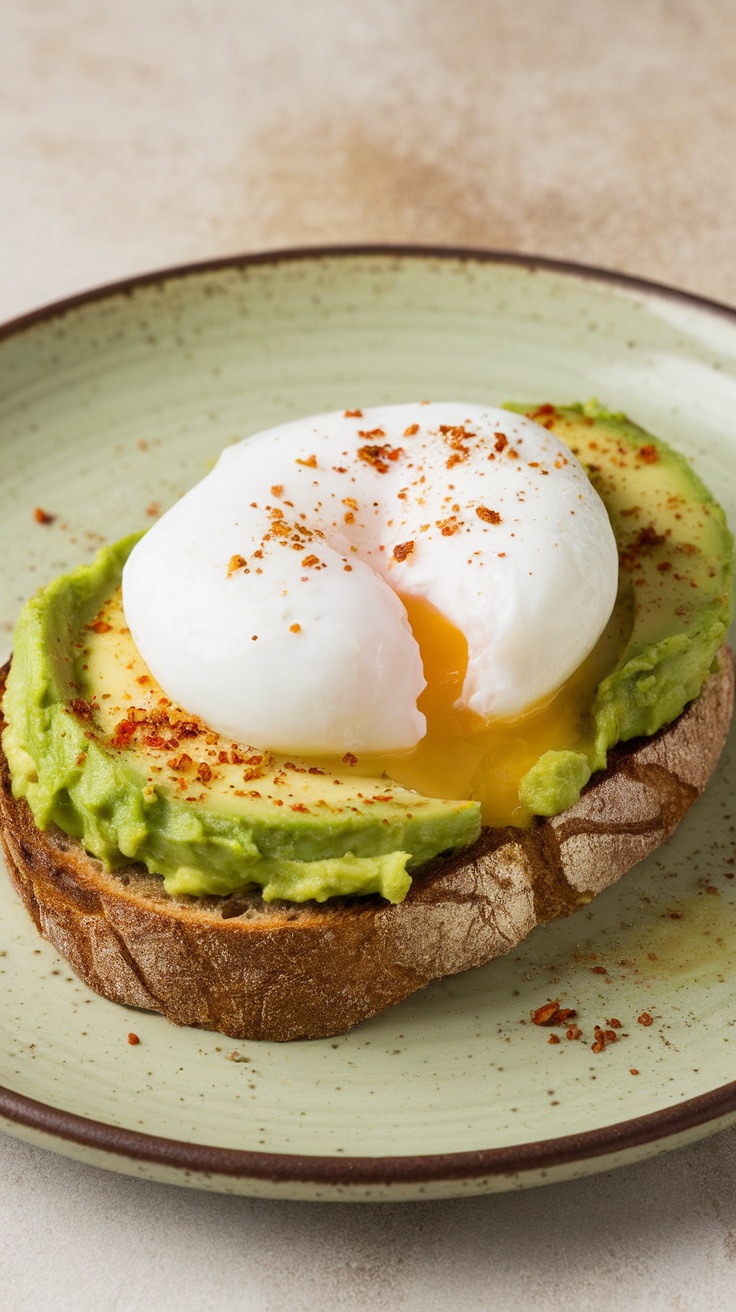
(3, 2), (736, 1308)
(4, 0), (736, 318)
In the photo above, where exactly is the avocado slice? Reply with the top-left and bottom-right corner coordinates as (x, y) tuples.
(2, 536), (480, 903)
(506, 402), (733, 814)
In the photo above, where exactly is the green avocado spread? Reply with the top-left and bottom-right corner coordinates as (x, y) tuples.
(2, 536), (479, 904)
(3, 403), (733, 904)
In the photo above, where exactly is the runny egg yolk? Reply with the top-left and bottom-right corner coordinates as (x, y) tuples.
(368, 593), (633, 827)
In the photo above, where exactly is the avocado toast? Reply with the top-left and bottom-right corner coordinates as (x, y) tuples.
(0, 403), (733, 1040)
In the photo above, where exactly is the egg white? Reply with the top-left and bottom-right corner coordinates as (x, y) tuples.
(122, 404), (619, 754)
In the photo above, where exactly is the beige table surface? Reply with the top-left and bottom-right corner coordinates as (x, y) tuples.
(2, 2), (736, 1308)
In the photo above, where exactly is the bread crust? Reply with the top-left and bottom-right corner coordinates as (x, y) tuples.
(0, 653), (732, 1041)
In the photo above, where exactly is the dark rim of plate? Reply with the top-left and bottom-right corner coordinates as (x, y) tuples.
(1, 243), (735, 1190)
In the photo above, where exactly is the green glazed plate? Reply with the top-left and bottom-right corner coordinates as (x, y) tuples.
(1, 247), (736, 1200)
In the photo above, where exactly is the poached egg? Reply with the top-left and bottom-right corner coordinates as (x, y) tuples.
(122, 405), (619, 804)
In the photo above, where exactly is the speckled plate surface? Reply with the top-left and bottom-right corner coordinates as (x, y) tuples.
(1, 247), (736, 1201)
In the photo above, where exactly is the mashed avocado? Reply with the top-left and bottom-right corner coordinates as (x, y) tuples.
(2, 535), (479, 903)
(3, 403), (733, 903)
(511, 403), (733, 814)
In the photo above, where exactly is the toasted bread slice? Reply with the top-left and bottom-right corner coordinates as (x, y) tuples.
(0, 653), (732, 1041)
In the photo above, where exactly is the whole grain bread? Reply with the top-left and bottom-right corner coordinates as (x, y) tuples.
(0, 652), (732, 1041)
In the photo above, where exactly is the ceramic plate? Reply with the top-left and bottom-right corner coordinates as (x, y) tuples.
(1, 248), (736, 1201)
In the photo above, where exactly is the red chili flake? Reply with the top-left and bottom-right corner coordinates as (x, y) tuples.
(168, 752), (193, 771)
(591, 965), (608, 975)
(603, 1029), (618, 1044)
(176, 721), (200, 738)
(404, 423), (419, 436)
(494, 432), (508, 453)
(76, 752), (87, 766)
(270, 484), (284, 497)
(630, 1068), (640, 1076)
(476, 506), (502, 525)
(136, 674), (150, 685)
(33, 506), (55, 524)
(619, 524), (668, 572)
(69, 697), (92, 721)
(112, 719), (137, 748)
(637, 1012), (654, 1026)
(531, 999), (578, 1030)
(591, 1028), (606, 1054)
(143, 734), (168, 750)
(127, 1033), (140, 1045)
(289, 623), (301, 633)
(548, 1034), (560, 1045)
(227, 554), (247, 576)
(357, 443), (403, 473)
(86, 619), (112, 634)
(638, 444), (659, 463)
(566, 1025), (582, 1041)
(146, 502), (160, 518)
(344, 408), (363, 418)
(607, 1018), (622, 1028)
(527, 404), (556, 419)
(296, 454), (318, 468)
(197, 762), (212, 785)
(638, 525), (666, 548)
(302, 554), (321, 568)
(393, 540), (415, 562)
(290, 802), (309, 813)
(436, 517), (460, 536)
(439, 424), (473, 468)
(531, 1000), (561, 1026)
(342, 752), (358, 767)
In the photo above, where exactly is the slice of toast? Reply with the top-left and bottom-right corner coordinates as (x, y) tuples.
(0, 653), (732, 1041)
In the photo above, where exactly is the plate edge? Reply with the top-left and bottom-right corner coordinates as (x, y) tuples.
(1, 1077), (736, 1186)
(2, 244), (736, 346)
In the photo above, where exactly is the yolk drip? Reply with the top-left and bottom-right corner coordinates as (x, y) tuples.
(371, 593), (632, 827)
